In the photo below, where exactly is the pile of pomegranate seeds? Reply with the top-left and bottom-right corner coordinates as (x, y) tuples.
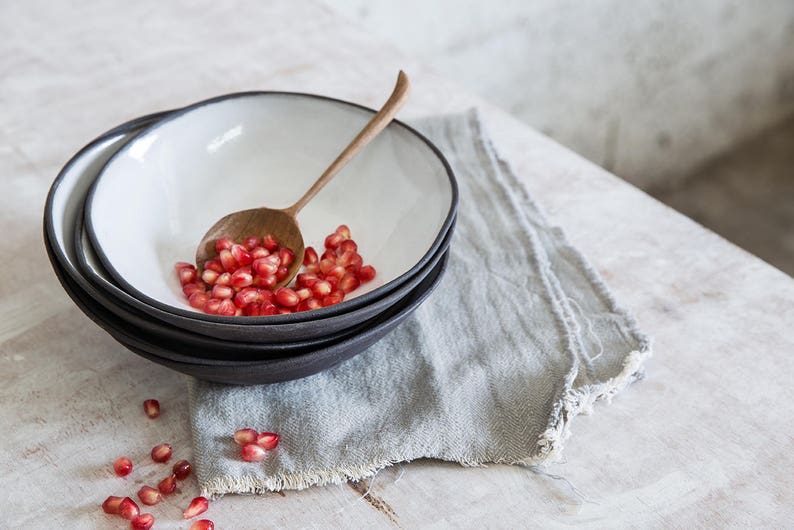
(234, 428), (280, 462)
(101, 398), (213, 529)
(175, 225), (376, 316)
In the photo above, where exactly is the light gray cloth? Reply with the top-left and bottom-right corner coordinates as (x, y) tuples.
(188, 110), (651, 496)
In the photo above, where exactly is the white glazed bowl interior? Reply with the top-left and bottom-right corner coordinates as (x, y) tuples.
(88, 93), (454, 312)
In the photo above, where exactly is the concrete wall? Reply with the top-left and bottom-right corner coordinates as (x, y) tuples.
(325, 0), (794, 189)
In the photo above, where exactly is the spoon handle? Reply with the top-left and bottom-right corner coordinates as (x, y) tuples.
(286, 70), (411, 215)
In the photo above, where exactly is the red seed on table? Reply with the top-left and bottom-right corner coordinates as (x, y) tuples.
(303, 246), (319, 265)
(178, 267), (198, 285)
(188, 291), (210, 310)
(252, 257), (278, 277)
(261, 234), (279, 251)
(326, 265), (346, 280)
(234, 287), (259, 308)
(297, 298), (322, 312)
(241, 442), (267, 462)
(201, 269), (219, 286)
(324, 232), (344, 250)
(175, 261), (195, 272)
(143, 399), (160, 419)
(261, 301), (279, 315)
(295, 288), (312, 301)
(275, 265), (289, 282)
(215, 238), (234, 253)
(256, 432), (280, 450)
(252, 274), (277, 289)
(113, 456), (133, 477)
(243, 303), (261, 316)
(279, 247), (295, 267)
(339, 273), (360, 294)
(182, 282), (205, 297)
(211, 285), (233, 300)
(118, 497), (140, 520)
(319, 259), (336, 275)
(348, 253), (364, 272)
(204, 298), (222, 314)
(231, 267), (254, 289)
(173, 459), (192, 480)
(358, 265), (376, 282)
(340, 239), (357, 253)
(231, 244), (253, 266)
(157, 475), (177, 495)
(190, 520), (215, 530)
(151, 443), (172, 463)
(102, 495), (124, 514)
(219, 249), (237, 272)
(320, 249), (337, 262)
(131, 513), (155, 530)
(243, 236), (260, 250)
(275, 287), (300, 307)
(234, 428), (258, 446)
(322, 292), (344, 307)
(183, 496), (209, 519)
(204, 259), (224, 274)
(137, 486), (162, 506)
(335, 224), (351, 239)
(218, 299), (237, 316)
(311, 279), (332, 298)
(215, 272), (232, 286)
(336, 250), (356, 268)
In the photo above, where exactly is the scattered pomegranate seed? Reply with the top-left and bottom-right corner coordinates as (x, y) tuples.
(151, 443), (172, 463)
(137, 486), (162, 506)
(130, 513), (155, 530)
(188, 291), (210, 310)
(204, 259), (224, 273)
(215, 238), (234, 253)
(336, 224), (351, 239)
(214, 272), (232, 286)
(234, 287), (259, 308)
(219, 249), (237, 272)
(234, 428), (258, 446)
(322, 292), (344, 307)
(204, 298), (222, 314)
(190, 520), (215, 530)
(251, 246), (269, 259)
(257, 432), (280, 450)
(173, 459), (192, 480)
(241, 442), (267, 462)
(183, 496), (209, 519)
(243, 236), (260, 250)
(179, 267), (197, 285)
(218, 299), (237, 316)
(231, 244), (253, 266)
(326, 265), (346, 280)
(143, 399), (160, 419)
(275, 265), (289, 282)
(211, 284), (233, 300)
(231, 267), (254, 289)
(324, 232), (344, 250)
(303, 246), (319, 265)
(279, 247), (295, 267)
(157, 474), (177, 495)
(311, 279), (332, 298)
(182, 282), (205, 297)
(340, 239), (357, 253)
(102, 495), (124, 514)
(297, 298), (322, 311)
(339, 273), (361, 293)
(118, 497), (140, 520)
(201, 269), (219, 285)
(275, 287), (299, 307)
(262, 234), (279, 251)
(295, 287), (312, 301)
(113, 456), (133, 477)
(175, 261), (194, 272)
(358, 265), (376, 282)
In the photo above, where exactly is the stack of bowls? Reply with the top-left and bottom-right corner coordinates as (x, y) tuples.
(44, 93), (458, 385)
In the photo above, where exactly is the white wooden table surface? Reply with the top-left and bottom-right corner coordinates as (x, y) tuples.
(2, 1), (793, 528)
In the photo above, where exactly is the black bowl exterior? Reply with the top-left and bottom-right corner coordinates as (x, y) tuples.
(47, 233), (449, 384)
(85, 91), (459, 326)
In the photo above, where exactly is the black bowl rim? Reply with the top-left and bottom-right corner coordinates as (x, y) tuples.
(83, 90), (459, 324)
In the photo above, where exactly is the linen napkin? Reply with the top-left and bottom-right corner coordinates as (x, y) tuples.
(188, 110), (651, 496)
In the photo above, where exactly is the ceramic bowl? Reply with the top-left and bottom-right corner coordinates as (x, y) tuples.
(86, 91), (458, 323)
(45, 111), (454, 343)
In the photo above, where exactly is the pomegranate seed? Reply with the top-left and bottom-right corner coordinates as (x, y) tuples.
(252, 274), (277, 289)
(231, 267), (254, 289)
(102, 495), (124, 514)
(131, 513), (155, 530)
(297, 298), (322, 312)
(201, 269), (219, 285)
(183, 496), (209, 519)
(262, 234), (279, 251)
(319, 259), (336, 275)
(303, 246), (319, 265)
(173, 459), (192, 480)
(190, 520), (215, 530)
(219, 249), (237, 272)
(261, 301), (279, 315)
(204, 259), (224, 273)
(326, 275), (339, 289)
(311, 279), (332, 298)
(336, 250), (356, 268)
(275, 287), (299, 307)
(348, 253), (363, 271)
(296, 273), (319, 288)
(178, 267), (197, 285)
(211, 285), (233, 300)
(335, 224), (351, 239)
(243, 303), (261, 316)
(279, 247), (295, 267)
(113, 456), (133, 477)
(243, 236), (260, 250)
(321, 249), (337, 262)
(250, 246), (269, 259)
(327, 265), (346, 280)
(252, 256), (279, 276)
(339, 273), (361, 293)
(215, 272), (232, 286)
(215, 238), (234, 253)
(241, 442), (267, 461)
(234, 428), (258, 446)
(259, 289), (274, 303)
(278, 307), (293, 314)
(182, 282), (205, 297)
(204, 298), (222, 314)
(143, 399), (160, 419)
(151, 443), (172, 463)
(358, 265), (376, 282)
(322, 292), (344, 306)
(157, 475), (177, 495)
(275, 265), (289, 282)
(175, 261), (195, 272)
(340, 239), (358, 253)
(304, 263), (320, 274)
(137, 486), (162, 506)
(231, 244), (253, 266)
(234, 287), (259, 308)
(218, 299), (237, 316)
(188, 291), (210, 310)
(257, 432), (280, 450)
(295, 287), (312, 301)
(118, 497), (140, 520)
(324, 232), (344, 250)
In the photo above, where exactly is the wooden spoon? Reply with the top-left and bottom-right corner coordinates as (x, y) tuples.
(195, 70), (411, 287)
